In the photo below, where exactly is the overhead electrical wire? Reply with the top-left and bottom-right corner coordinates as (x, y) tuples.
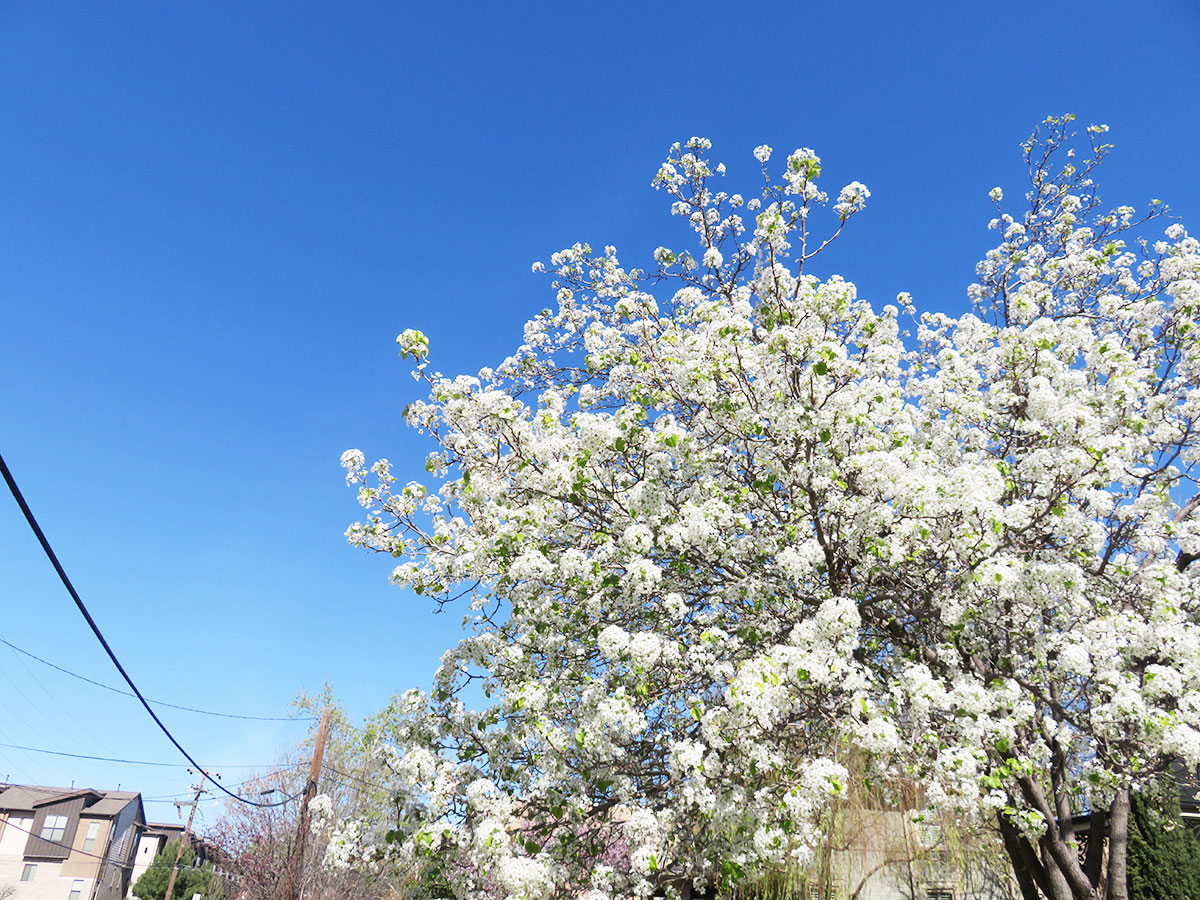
(323, 764), (391, 794)
(0, 741), (181, 768)
(141, 768), (305, 800)
(0, 635), (312, 722)
(0, 450), (302, 809)
(2, 636), (125, 757)
(0, 740), (300, 771)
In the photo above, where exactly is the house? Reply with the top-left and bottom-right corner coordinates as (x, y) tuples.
(127, 823), (186, 893)
(0, 784), (144, 900)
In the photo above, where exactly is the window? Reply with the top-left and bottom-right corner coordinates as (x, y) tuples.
(82, 821), (100, 852)
(926, 889), (955, 900)
(41, 814), (68, 842)
(21, 863), (37, 881)
(67, 878), (85, 900)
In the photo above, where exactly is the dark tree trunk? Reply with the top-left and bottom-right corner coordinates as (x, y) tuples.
(1106, 788), (1130, 900)
(1041, 833), (1074, 900)
(998, 813), (1053, 900)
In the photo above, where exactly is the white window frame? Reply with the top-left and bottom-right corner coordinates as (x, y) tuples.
(21, 862), (37, 881)
(67, 878), (85, 900)
(41, 813), (68, 842)
(82, 820), (101, 852)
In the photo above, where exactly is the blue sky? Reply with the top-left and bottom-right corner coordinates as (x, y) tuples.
(1, 0), (1198, 821)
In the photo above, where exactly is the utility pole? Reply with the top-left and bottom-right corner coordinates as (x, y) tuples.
(281, 706), (332, 900)
(165, 770), (208, 900)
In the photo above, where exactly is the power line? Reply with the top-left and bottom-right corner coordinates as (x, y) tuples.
(142, 766), (308, 800)
(0, 450), (298, 809)
(0, 741), (180, 768)
(0, 635), (312, 722)
(0, 740), (298, 770)
(324, 764), (391, 793)
(1, 635), (125, 757)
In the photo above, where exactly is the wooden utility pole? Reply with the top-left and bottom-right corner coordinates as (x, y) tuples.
(165, 770), (207, 900)
(281, 706), (332, 900)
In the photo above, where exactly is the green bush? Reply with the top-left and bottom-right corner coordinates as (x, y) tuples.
(1128, 790), (1200, 900)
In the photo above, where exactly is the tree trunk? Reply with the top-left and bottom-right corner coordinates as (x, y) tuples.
(1041, 834), (1074, 900)
(998, 813), (1054, 900)
(1015, 775), (1101, 900)
(1105, 788), (1130, 900)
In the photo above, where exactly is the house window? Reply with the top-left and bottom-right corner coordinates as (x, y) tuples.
(41, 814), (68, 842)
(67, 878), (85, 900)
(82, 821), (101, 852)
(21, 863), (37, 881)
(926, 889), (954, 900)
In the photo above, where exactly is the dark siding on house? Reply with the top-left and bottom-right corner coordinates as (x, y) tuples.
(95, 799), (141, 900)
(23, 796), (85, 859)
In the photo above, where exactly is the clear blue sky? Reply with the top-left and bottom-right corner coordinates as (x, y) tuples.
(2, 0), (1198, 821)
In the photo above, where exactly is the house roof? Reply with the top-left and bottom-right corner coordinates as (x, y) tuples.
(0, 784), (142, 817)
(143, 822), (187, 838)
(86, 796), (142, 817)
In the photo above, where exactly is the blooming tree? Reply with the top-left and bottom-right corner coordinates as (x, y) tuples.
(340, 117), (1200, 900)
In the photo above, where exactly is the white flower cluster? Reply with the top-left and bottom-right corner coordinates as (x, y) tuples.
(308, 793), (335, 834)
(834, 181), (870, 219)
(395, 328), (429, 360)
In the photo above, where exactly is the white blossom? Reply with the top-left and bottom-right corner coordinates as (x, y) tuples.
(395, 328), (429, 360)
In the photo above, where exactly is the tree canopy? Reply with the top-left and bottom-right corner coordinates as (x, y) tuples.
(338, 117), (1200, 900)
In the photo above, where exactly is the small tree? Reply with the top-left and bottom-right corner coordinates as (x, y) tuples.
(341, 118), (1200, 900)
(131, 840), (219, 900)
